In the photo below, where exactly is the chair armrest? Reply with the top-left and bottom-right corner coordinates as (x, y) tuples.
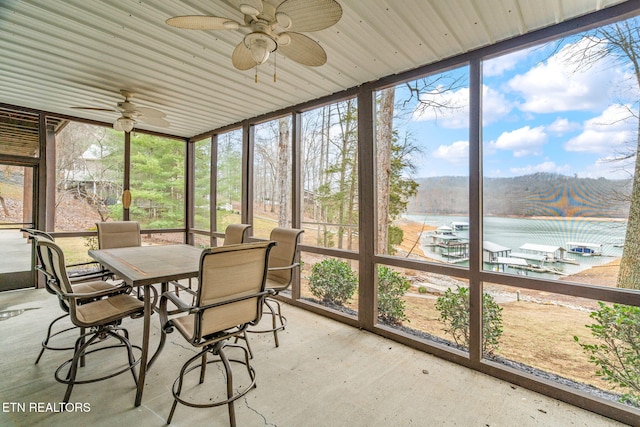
(162, 291), (193, 312)
(193, 290), (270, 313)
(159, 291), (193, 333)
(63, 283), (131, 300)
(66, 260), (100, 269)
(268, 262), (299, 272)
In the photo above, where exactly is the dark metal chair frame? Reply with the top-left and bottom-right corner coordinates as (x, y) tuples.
(21, 228), (114, 364)
(159, 241), (275, 426)
(34, 235), (148, 403)
(247, 227), (304, 349)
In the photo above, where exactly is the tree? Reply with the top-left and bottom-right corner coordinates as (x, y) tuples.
(376, 87), (395, 254)
(276, 117), (291, 227)
(128, 134), (185, 228)
(314, 99), (358, 250)
(562, 18), (640, 289)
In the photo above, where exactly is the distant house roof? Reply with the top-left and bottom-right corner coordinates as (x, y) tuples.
(519, 243), (563, 253)
(484, 241), (510, 253)
(496, 257), (528, 266)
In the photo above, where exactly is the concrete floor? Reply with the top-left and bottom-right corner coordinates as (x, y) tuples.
(0, 288), (629, 427)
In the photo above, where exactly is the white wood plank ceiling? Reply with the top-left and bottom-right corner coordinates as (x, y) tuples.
(0, 0), (634, 139)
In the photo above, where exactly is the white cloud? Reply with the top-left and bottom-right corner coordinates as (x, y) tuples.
(506, 38), (617, 113)
(547, 117), (580, 135)
(509, 161), (571, 175)
(488, 125), (547, 157)
(482, 86), (513, 125)
(483, 49), (532, 77)
(432, 140), (468, 164)
(412, 85), (512, 127)
(564, 104), (636, 154)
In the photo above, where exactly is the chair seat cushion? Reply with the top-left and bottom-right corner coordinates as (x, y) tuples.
(173, 299), (257, 343)
(71, 280), (124, 305)
(265, 276), (289, 292)
(74, 294), (144, 326)
(71, 280), (114, 293)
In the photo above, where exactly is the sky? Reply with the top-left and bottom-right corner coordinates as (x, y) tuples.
(397, 19), (640, 180)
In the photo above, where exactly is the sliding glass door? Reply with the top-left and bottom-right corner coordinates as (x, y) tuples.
(0, 164), (35, 291)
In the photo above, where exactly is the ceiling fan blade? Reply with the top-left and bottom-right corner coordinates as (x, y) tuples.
(166, 15), (240, 30)
(278, 32), (327, 66)
(71, 107), (116, 112)
(228, 0), (263, 16)
(133, 106), (166, 118)
(138, 116), (170, 127)
(232, 41), (257, 70)
(276, 0), (342, 32)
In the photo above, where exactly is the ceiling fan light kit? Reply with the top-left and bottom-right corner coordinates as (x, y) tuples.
(244, 32), (277, 64)
(165, 0), (342, 81)
(113, 116), (135, 133)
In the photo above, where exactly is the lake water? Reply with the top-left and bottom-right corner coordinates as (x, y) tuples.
(403, 214), (627, 278)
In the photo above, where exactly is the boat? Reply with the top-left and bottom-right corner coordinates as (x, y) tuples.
(450, 221), (469, 231)
(566, 242), (602, 256)
(435, 225), (455, 236)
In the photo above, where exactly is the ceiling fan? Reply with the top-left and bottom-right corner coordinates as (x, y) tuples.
(72, 90), (170, 132)
(165, 0), (342, 81)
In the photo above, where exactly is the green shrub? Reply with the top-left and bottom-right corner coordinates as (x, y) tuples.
(418, 286), (428, 294)
(308, 258), (357, 305)
(575, 302), (640, 406)
(377, 266), (410, 324)
(435, 286), (503, 354)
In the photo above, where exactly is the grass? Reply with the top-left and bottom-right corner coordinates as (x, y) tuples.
(401, 294), (608, 389)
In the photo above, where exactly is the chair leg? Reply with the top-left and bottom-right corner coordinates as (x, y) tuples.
(232, 331), (254, 359)
(35, 313), (70, 364)
(167, 399), (179, 424)
(218, 348), (236, 427)
(108, 328), (139, 386)
(199, 352), (207, 384)
(264, 299), (280, 348)
(63, 332), (100, 402)
(168, 349), (207, 424)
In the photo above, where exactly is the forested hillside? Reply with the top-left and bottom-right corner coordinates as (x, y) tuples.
(407, 173), (631, 218)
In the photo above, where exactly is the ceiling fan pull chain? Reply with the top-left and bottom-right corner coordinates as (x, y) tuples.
(273, 53), (277, 83)
(255, 65), (259, 84)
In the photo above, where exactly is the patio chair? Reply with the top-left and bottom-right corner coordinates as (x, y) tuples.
(34, 236), (146, 403)
(247, 227), (304, 348)
(222, 223), (252, 246)
(159, 241), (275, 426)
(22, 229), (118, 364)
